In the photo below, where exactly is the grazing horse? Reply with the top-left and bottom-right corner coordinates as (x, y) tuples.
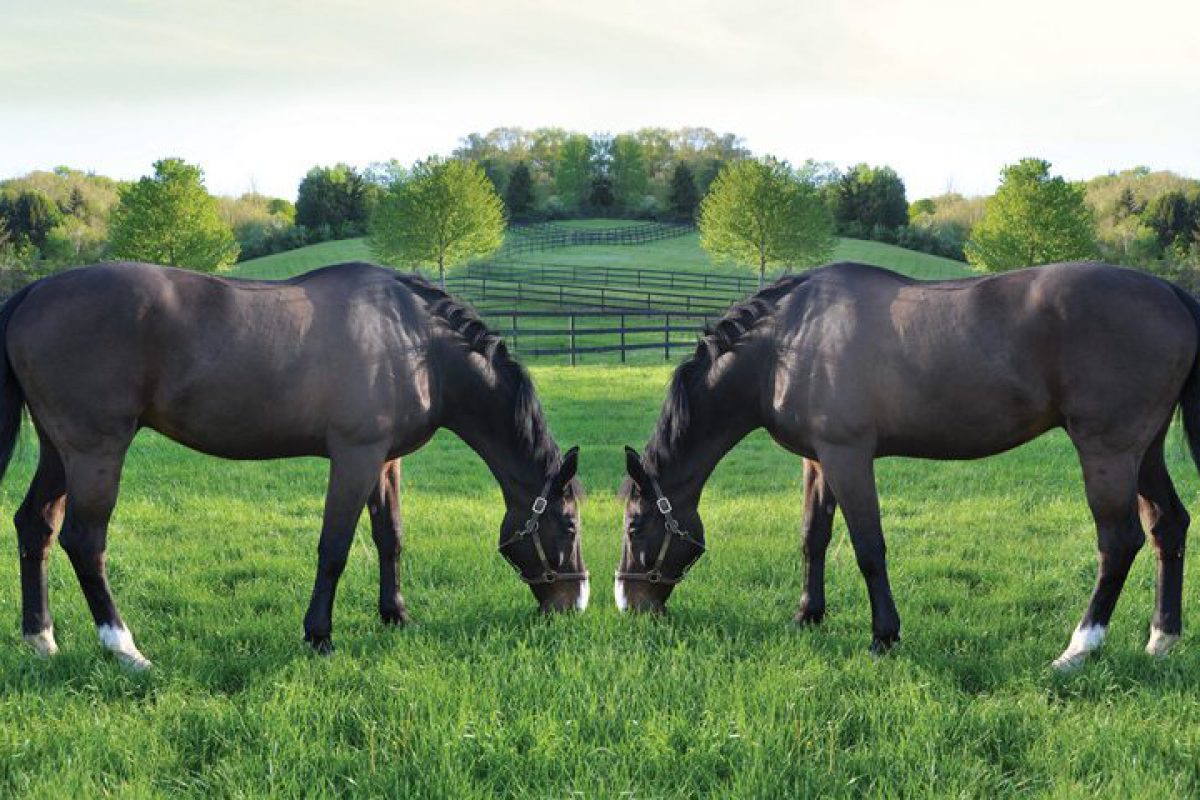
(617, 261), (1200, 669)
(0, 261), (587, 669)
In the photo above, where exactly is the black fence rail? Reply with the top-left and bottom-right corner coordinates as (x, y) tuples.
(499, 222), (695, 257)
(469, 259), (761, 293)
(481, 309), (714, 365)
(445, 275), (739, 314)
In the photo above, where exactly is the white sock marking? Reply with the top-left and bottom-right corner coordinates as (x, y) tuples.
(1146, 626), (1180, 658)
(1052, 624), (1106, 671)
(614, 577), (628, 612)
(97, 624), (152, 671)
(575, 577), (590, 611)
(23, 627), (58, 658)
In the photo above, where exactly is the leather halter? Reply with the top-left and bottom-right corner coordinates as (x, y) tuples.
(498, 475), (589, 586)
(615, 473), (705, 585)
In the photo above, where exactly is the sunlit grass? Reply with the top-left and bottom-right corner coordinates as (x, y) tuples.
(0, 365), (1196, 796)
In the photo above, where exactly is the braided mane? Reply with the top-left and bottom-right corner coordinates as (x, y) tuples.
(642, 274), (809, 476)
(393, 271), (567, 479)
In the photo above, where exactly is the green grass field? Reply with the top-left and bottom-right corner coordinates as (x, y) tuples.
(0, 366), (1198, 796)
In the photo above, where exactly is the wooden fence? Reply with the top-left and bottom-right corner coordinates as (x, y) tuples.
(499, 222), (695, 257)
(445, 275), (737, 314)
(464, 260), (760, 293)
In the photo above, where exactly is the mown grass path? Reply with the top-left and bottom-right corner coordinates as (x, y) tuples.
(0, 366), (1197, 796)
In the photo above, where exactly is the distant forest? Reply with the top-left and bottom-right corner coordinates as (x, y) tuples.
(2, 128), (1198, 284)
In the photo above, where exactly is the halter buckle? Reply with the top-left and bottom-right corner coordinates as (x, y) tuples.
(542, 570), (557, 584)
(646, 570), (662, 584)
(656, 497), (673, 515)
(531, 496), (548, 515)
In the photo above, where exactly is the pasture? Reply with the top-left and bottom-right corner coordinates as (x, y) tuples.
(0, 365), (1198, 796)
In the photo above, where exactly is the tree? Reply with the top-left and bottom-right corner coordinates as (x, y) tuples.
(504, 162), (534, 221)
(668, 161), (699, 220)
(699, 158), (836, 287)
(1145, 190), (1199, 249)
(108, 158), (239, 271)
(609, 135), (648, 213)
(966, 158), (1097, 271)
(554, 134), (595, 212)
(829, 164), (909, 233)
(369, 157), (505, 287)
(295, 164), (373, 239)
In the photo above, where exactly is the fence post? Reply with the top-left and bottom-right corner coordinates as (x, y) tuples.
(570, 313), (577, 367)
(511, 313), (518, 353)
(664, 313), (671, 361)
(620, 313), (626, 364)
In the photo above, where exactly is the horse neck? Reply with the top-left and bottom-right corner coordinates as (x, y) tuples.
(438, 352), (550, 507)
(651, 343), (767, 507)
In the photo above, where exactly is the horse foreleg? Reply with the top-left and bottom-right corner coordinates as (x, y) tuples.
(303, 443), (387, 653)
(815, 445), (900, 654)
(367, 458), (410, 626)
(795, 458), (837, 626)
(1053, 448), (1143, 671)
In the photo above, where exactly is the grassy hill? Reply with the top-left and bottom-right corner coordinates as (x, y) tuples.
(235, 226), (970, 283)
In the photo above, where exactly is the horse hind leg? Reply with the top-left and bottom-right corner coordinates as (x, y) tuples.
(368, 458), (411, 626)
(15, 432), (66, 657)
(58, 439), (151, 670)
(795, 458), (837, 626)
(1137, 436), (1188, 657)
(1053, 447), (1144, 671)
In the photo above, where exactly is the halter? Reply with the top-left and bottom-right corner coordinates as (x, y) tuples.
(615, 473), (706, 585)
(497, 475), (589, 586)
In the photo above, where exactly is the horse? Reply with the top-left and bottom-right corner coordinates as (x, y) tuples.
(0, 261), (587, 670)
(616, 261), (1200, 669)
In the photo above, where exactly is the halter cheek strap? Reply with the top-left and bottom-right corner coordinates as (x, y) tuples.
(615, 474), (706, 585)
(498, 476), (589, 586)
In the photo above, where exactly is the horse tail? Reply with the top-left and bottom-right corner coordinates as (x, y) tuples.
(0, 282), (35, 485)
(1168, 282), (1200, 472)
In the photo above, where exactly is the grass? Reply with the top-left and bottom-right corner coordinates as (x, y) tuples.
(0, 365), (1198, 797)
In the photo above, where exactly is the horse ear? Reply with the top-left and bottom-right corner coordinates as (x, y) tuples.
(553, 446), (580, 491)
(624, 446), (651, 492)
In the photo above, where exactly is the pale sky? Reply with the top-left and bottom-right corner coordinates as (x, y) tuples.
(2, 0), (1197, 200)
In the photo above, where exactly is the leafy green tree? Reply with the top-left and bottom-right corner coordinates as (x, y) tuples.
(108, 158), (239, 271)
(966, 158), (1096, 271)
(668, 161), (699, 220)
(699, 158), (836, 287)
(295, 164), (374, 239)
(1144, 190), (1199, 249)
(829, 164), (909, 233)
(554, 134), (595, 212)
(609, 135), (648, 212)
(369, 157), (505, 287)
(504, 162), (534, 221)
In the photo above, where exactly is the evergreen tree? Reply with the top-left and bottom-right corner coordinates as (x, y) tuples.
(504, 162), (534, 221)
(668, 161), (699, 220)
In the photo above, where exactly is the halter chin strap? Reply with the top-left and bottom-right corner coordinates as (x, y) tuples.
(615, 473), (706, 585)
(498, 475), (589, 586)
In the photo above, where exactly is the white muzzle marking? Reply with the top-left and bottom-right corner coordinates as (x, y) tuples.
(614, 576), (628, 612)
(98, 624), (153, 671)
(1052, 624), (1106, 671)
(575, 577), (590, 611)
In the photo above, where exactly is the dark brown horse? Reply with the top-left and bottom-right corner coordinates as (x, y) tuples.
(618, 261), (1200, 669)
(0, 261), (587, 669)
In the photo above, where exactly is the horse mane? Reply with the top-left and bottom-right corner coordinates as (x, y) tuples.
(393, 271), (572, 485)
(641, 273), (810, 478)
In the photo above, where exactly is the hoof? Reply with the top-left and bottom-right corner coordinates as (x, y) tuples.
(380, 607), (412, 627)
(869, 634), (900, 656)
(1146, 627), (1180, 658)
(1052, 624), (1106, 672)
(23, 628), (59, 658)
(793, 607), (825, 626)
(305, 634), (334, 655)
(115, 649), (153, 672)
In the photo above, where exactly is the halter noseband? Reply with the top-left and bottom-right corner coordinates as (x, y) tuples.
(498, 475), (589, 586)
(615, 473), (705, 585)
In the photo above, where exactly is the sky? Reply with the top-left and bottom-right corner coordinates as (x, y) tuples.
(2, 0), (1198, 201)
